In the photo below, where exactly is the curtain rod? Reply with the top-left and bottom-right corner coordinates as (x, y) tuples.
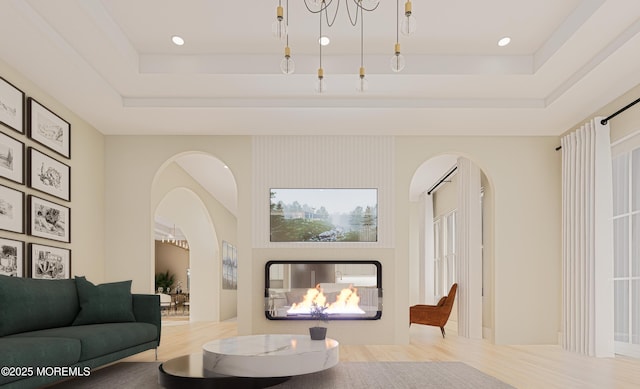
(427, 166), (458, 195)
(555, 96), (640, 151)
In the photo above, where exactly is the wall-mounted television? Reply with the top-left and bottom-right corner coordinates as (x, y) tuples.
(270, 188), (377, 242)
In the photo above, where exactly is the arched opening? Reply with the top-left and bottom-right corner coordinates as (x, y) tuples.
(409, 153), (495, 341)
(150, 152), (239, 322)
(155, 188), (219, 321)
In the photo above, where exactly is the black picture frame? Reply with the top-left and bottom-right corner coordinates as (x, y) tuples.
(27, 195), (70, 243)
(0, 183), (24, 234)
(0, 237), (25, 277)
(28, 147), (71, 201)
(29, 243), (71, 279)
(27, 98), (71, 159)
(0, 131), (25, 184)
(264, 260), (383, 321)
(0, 76), (25, 134)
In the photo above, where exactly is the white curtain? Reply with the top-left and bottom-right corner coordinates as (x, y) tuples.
(419, 191), (435, 304)
(456, 157), (483, 339)
(561, 117), (614, 357)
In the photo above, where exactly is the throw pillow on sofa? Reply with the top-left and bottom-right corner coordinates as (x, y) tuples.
(72, 276), (135, 325)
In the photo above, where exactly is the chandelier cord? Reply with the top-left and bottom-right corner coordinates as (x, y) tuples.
(360, 5), (364, 68)
(344, 0), (359, 27)
(304, 0), (334, 14)
(396, 0), (400, 44)
(319, 8), (323, 69)
(286, 0), (289, 47)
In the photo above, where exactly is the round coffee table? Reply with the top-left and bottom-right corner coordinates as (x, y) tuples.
(203, 334), (339, 377)
(158, 334), (339, 388)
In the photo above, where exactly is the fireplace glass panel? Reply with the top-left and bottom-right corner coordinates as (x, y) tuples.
(265, 260), (382, 320)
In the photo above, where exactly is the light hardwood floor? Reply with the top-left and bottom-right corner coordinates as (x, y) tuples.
(123, 318), (640, 389)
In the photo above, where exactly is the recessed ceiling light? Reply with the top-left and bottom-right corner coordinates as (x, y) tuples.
(497, 37), (511, 47)
(171, 35), (185, 46)
(319, 36), (330, 46)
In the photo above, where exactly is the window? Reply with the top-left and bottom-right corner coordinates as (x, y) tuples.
(433, 210), (456, 297)
(612, 147), (640, 357)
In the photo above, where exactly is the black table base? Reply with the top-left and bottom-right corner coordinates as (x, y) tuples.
(158, 354), (291, 389)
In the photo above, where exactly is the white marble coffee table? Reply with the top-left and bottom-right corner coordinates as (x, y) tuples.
(202, 334), (339, 377)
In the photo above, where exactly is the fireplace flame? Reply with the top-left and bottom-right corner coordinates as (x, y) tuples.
(287, 284), (365, 315)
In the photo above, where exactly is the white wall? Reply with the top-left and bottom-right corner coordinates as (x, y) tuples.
(397, 136), (561, 345)
(104, 137), (250, 326)
(0, 59), (105, 282)
(104, 134), (560, 345)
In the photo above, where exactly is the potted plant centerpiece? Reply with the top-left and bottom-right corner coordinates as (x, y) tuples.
(309, 302), (330, 340)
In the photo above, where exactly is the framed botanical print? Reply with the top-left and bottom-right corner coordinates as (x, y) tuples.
(0, 184), (24, 233)
(28, 195), (70, 243)
(0, 77), (24, 134)
(29, 243), (71, 279)
(0, 237), (24, 277)
(27, 98), (70, 159)
(28, 148), (70, 201)
(0, 131), (25, 184)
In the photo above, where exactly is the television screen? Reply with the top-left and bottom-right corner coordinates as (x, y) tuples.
(270, 188), (377, 242)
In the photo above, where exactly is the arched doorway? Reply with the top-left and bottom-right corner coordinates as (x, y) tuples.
(409, 153), (495, 341)
(151, 152), (239, 322)
(156, 188), (219, 321)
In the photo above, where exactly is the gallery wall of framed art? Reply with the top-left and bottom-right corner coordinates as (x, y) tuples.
(0, 74), (72, 280)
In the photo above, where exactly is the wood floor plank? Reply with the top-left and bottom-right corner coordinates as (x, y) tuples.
(122, 319), (640, 388)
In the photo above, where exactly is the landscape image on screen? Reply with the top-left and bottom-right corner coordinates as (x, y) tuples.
(270, 188), (377, 242)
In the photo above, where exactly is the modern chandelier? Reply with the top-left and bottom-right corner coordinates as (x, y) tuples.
(272, 0), (417, 93)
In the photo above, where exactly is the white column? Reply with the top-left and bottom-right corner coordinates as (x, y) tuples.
(456, 157), (483, 339)
(419, 192), (436, 304)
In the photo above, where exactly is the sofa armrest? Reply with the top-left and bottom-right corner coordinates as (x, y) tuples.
(132, 294), (161, 346)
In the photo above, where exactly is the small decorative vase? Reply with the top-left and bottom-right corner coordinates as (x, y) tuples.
(309, 326), (327, 340)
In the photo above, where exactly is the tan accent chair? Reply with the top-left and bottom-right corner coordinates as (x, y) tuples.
(409, 283), (457, 338)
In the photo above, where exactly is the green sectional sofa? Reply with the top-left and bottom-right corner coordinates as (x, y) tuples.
(0, 275), (161, 389)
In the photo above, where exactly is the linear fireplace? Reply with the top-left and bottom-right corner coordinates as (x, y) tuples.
(265, 260), (382, 320)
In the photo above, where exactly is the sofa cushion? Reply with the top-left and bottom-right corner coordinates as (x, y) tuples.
(73, 276), (135, 325)
(0, 275), (79, 337)
(0, 337), (81, 386)
(9, 322), (159, 361)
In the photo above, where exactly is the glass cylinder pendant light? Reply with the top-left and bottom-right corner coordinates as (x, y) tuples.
(315, 68), (327, 93)
(356, 67), (368, 92)
(280, 46), (295, 74)
(391, 43), (406, 72)
(401, 0), (417, 35)
(391, 0), (406, 72)
(315, 8), (326, 93)
(280, 0), (294, 74)
(272, 3), (287, 40)
(356, 6), (368, 92)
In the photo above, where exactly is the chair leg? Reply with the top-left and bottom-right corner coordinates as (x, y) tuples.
(440, 327), (446, 338)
